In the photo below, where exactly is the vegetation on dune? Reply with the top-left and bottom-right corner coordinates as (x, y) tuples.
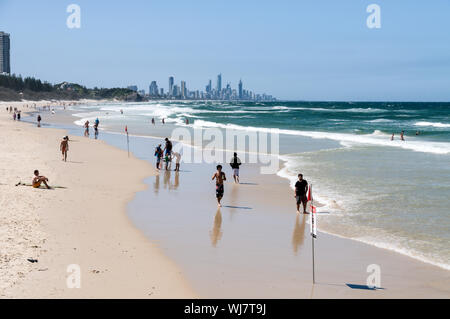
(0, 74), (143, 101)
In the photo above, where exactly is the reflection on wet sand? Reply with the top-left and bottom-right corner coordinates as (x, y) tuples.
(292, 215), (306, 255)
(210, 209), (223, 247)
(154, 174), (160, 194)
(174, 171), (180, 190)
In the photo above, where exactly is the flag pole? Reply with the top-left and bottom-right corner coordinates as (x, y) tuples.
(125, 126), (130, 158)
(310, 184), (316, 285)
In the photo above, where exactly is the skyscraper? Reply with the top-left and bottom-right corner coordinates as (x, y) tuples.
(238, 79), (243, 99)
(149, 81), (158, 96)
(0, 32), (11, 75)
(181, 81), (186, 99)
(217, 73), (222, 94)
(169, 76), (174, 96)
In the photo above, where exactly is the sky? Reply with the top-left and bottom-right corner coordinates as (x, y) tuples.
(0, 0), (449, 101)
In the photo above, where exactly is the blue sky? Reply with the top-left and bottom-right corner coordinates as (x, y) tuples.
(0, 0), (449, 101)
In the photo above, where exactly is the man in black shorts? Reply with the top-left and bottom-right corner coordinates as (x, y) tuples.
(212, 165), (227, 207)
(294, 174), (308, 214)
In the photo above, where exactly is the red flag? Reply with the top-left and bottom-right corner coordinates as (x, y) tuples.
(308, 184), (313, 201)
(125, 126), (128, 133)
(311, 206), (317, 214)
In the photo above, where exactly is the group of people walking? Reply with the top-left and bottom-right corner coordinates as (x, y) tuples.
(154, 138), (181, 171)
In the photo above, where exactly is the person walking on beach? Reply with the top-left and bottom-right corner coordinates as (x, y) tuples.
(164, 138), (173, 157)
(212, 165), (227, 207)
(230, 152), (242, 184)
(37, 115), (42, 127)
(84, 120), (90, 137)
(172, 151), (181, 172)
(152, 118), (155, 125)
(400, 130), (405, 141)
(60, 136), (69, 162)
(155, 144), (163, 170)
(32, 170), (51, 189)
(17, 111), (21, 121)
(295, 174), (309, 214)
(13, 112), (16, 121)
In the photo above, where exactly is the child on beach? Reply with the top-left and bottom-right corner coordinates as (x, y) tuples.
(164, 153), (171, 171)
(212, 165), (227, 207)
(172, 151), (181, 172)
(60, 136), (69, 162)
(32, 170), (51, 189)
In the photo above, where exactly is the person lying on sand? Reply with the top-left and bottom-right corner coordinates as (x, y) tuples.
(32, 170), (51, 189)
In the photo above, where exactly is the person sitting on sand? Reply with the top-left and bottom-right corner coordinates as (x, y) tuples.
(295, 174), (309, 214)
(212, 165), (227, 207)
(60, 136), (69, 162)
(32, 170), (51, 189)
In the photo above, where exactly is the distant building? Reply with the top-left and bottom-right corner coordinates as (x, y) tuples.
(216, 73), (222, 94)
(127, 85), (138, 92)
(149, 81), (158, 96)
(0, 32), (11, 75)
(181, 81), (186, 99)
(238, 79), (243, 99)
(169, 76), (174, 96)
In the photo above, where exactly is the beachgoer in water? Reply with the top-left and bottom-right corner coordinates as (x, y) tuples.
(391, 133), (394, 141)
(152, 118), (155, 125)
(84, 121), (90, 137)
(295, 174), (309, 214)
(212, 165), (227, 207)
(400, 130), (405, 141)
(32, 170), (51, 189)
(230, 152), (242, 184)
(60, 136), (69, 162)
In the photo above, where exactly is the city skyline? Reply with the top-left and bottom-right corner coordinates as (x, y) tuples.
(127, 74), (276, 101)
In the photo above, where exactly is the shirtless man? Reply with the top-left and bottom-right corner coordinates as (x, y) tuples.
(212, 165), (227, 207)
(60, 136), (69, 162)
(32, 170), (51, 189)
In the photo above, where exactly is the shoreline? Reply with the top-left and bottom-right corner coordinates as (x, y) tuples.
(65, 103), (450, 272)
(0, 100), (196, 298)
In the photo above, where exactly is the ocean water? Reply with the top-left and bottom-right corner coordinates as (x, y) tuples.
(70, 101), (450, 270)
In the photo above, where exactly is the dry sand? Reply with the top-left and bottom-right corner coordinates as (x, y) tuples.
(0, 101), (196, 298)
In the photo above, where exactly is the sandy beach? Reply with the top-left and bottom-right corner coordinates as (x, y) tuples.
(0, 101), (196, 298)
